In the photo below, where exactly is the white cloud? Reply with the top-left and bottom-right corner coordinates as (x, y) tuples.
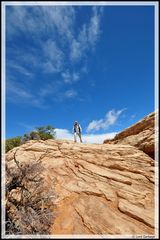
(6, 7), (27, 36)
(6, 6), (73, 75)
(18, 49), (40, 68)
(88, 7), (102, 47)
(55, 128), (73, 140)
(131, 114), (136, 119)
(65, 90), (77, 98)
(55, 128), (116, 144)
(8, 62), (33, 77)
(73, 72), (79, 81)
(6, 6), (102, 67)
(70, 6), (103, 62)
(40, 6), (75, 41)
(7, 81), (33, 99)
(82, 132), (117, 144)
(7, 79), (47, 109)
(61, 70), (70, 83)
(6, 6), (103, 105)
(87, 119), (103, 132)
(61, 70), (80, 84)
(87, 109), (126, 133)
(70, 39), (82, 62)
(6, 6), (75, 41)
(38, 82), (59, 97)
(42, 40), (64, 73)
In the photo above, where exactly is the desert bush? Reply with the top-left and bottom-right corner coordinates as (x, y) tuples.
(5, 150), (57, 235)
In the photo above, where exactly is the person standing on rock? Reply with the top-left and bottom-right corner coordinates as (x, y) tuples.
(73, 121), (83, 143)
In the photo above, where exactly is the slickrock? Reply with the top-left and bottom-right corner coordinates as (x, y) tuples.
(6, 139), (155, 235)
(104, 112), (156, 159)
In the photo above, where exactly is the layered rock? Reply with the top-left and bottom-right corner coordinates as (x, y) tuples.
(6, 139), (155, 235)
(104, 112), (156, 158)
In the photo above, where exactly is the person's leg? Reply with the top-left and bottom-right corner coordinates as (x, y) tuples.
(79, 133), (82, 143)
(74, 132), (77, 142)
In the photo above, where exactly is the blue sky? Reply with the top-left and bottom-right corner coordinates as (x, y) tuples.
(5, 4), (155, 143)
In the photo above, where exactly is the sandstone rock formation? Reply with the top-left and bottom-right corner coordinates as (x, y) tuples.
(104, 112), (156, 159)
(5, 139), (155, 236)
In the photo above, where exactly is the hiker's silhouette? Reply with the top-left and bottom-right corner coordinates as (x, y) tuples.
(72, 121), (82, 143)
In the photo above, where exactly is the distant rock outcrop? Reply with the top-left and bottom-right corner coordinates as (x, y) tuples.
(104, 112), (156, 159)
(6, 139), (155, 235)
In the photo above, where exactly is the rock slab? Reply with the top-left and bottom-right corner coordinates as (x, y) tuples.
(104, 112), (156, 159)
(6, 139), (155, 235)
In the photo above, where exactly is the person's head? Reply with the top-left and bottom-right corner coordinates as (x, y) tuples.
(74, 121), (78, 125)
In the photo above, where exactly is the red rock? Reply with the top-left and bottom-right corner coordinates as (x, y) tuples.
(104, 112), (156, 158)
(5, 139), (155, 235)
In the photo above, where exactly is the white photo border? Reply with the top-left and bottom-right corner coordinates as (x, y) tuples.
(1, 1), (159, 239)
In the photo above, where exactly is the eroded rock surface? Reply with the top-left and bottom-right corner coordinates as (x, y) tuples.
(104, 112), (156, 159)
(6, 139), (155, 235)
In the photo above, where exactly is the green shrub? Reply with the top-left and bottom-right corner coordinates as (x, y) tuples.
(35, 125), (56, 140)
(36, 132), (54, 140)
(6, 125), (56, 152)
(5, 136), (22, 153)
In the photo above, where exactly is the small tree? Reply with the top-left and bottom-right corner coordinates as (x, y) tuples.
(5, 125), (56, 151)
(35, 125), (56, 141)
(5, 136), (22, 153)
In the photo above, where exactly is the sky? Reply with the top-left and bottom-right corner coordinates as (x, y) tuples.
(5, 3), (155, 143)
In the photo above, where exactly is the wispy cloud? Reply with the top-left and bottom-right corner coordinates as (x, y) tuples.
(40, 6), (75, 42)
(7, 79), (47, 109)
(86, 109), (126, 133)
(7, 80), (33, 99)
(70, 6), (103, 62)
(131, 114), (136, 119)
(38, 82), (61, 97)
(64, 89), (77, 98)
(42, 40), (64, 73)
(6, 6), (75, 77)
(61, 70), (80, 84)
(6, 6), (75, 41)
(8, 61), (33, 77)
(55, 128), (116, 144)
(70, 39), (83, 62)
(6, 5), (103, 106)
(88, 6), (103, 48)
